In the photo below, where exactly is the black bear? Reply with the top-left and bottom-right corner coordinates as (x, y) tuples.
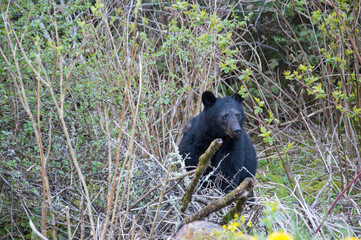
(179, 91), (257, 192)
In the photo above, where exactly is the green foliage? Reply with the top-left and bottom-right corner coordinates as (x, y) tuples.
(1, 0), (361, 238)
(259, 125), (274, 146)
(253, 96), (265, 114)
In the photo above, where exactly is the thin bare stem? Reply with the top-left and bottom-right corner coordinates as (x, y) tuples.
(149, 166), (171, 239)
(66, 206), (72, 240)
(314, 170), (361, 235)
(36, 36), (47, 237)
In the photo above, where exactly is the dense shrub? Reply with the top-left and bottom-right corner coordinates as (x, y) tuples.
(0, 0), (360, 239)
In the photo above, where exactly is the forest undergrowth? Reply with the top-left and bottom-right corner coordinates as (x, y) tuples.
(0, 0), (360, 239)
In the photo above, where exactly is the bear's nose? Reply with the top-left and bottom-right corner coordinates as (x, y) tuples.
(232, 129), (242, 137)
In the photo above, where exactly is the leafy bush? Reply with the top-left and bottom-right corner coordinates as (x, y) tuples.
(0, 0), (360, 239)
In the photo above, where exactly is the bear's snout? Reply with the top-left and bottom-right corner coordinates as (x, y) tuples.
(232, 128), (242, 137)
(226, 125), (242, 138)
(227, 117), (242, 138)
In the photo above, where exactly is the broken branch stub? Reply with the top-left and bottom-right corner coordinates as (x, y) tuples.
(222, 187), (253, 224)
(185, 177), (255, 223)
(180, 138), (223, 213)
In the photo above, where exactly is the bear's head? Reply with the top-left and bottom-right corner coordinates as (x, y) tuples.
(202, 91), (245, 139)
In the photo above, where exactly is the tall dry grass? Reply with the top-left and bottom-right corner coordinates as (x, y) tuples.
(0, 0), (360, 239)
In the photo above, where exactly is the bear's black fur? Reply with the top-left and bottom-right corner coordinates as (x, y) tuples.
(179, 91), (257, 192)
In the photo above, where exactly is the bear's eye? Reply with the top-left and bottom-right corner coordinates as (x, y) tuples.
(235, 113), (241, 118)
(222, 114), (229, 120)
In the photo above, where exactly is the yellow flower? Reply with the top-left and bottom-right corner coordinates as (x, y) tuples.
(247, 221), (252, 227)
(227, 223), (237, 232)
(343, 238), (360, 240)
(267, 231), (294, 240)
(240, 215), (246, 224)
(270, 202), (279, 212)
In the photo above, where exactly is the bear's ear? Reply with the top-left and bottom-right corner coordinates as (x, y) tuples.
(232, 90), (244, 103)
(202, 91), (217, 107)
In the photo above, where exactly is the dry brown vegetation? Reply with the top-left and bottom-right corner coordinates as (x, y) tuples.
(0, 0), (360, 239)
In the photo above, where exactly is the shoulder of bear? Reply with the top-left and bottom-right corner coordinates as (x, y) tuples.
(182, 119), (193, 134)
